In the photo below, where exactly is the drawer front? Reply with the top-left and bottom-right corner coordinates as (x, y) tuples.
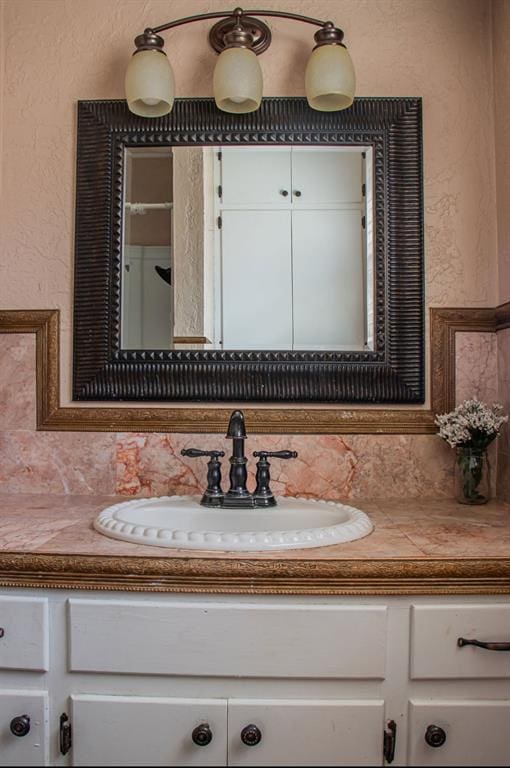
(408, 699), (510, 766)
(71, 695), (227, 766)
(0, 690), (49, 766)
(69, 599), (387, 678)
(228, 699), (385, 766)
(0, 597), (49, 671)
(411, 604), (510, 679)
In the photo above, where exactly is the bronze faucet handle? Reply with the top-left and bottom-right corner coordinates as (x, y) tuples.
(253, 450), (298, 507)
(181, 449), (225, 459)
(253, 450), (298, 460)
(181, 449), (225, 507)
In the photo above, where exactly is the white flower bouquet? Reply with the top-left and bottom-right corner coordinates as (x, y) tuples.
(435, 399), (507, 504)
(435, 398), (508, 451)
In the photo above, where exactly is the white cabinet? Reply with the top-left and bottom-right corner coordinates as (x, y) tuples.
(1, 589), (510, 766)
(216, 147), (367, 350)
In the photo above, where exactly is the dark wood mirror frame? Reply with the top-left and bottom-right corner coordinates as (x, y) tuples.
(73, 96), (424, 403)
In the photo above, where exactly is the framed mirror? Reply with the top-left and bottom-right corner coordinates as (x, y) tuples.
(73, 97), (424, 403)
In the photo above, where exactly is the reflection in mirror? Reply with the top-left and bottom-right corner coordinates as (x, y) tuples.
(121, 145), (373, 352)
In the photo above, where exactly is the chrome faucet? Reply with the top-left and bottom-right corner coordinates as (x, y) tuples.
(181, 409), (297, 508)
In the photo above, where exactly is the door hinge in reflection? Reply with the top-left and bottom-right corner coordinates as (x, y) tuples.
(60, 713), (72, 755)
(362, 183), (366, 197)
(217, 150), (222, 161)
(218, 185), (222, 198)
(361, 215), (366, 229)
(383, 720), (397, 764)
(217, 216), (222, 229)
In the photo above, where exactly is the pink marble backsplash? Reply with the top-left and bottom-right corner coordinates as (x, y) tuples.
(455, 332), (499, 405)
(0, 335), (36, 430)
(0, 330), (506, 500)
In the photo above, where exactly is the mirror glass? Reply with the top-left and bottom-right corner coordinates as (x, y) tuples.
(121, 145), (374, 352)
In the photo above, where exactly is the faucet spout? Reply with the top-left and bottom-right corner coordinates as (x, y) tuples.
(223, 409), (254, 508)
(226, 409), (247, 439)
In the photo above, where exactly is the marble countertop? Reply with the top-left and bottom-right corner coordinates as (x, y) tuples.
(1, 494), (510, 594)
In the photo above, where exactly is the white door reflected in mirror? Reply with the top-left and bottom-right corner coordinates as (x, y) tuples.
(121, 145), (374, 352)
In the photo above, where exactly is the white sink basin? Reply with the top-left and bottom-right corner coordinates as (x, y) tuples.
(94, 496), (373, 552)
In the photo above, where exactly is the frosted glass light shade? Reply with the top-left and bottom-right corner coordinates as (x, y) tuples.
(305, 45), (355, 111)
(213, 47), (263, 114)
(125, 50), (175, 117)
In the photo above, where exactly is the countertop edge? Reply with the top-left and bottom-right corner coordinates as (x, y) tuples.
(1, 552), (510, 595)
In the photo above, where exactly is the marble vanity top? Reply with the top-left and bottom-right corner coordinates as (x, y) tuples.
(0, 494), (509, 594)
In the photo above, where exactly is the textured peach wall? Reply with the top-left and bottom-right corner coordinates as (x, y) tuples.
(497, 329), (510, 502)
(494, 0), (510, 305)
(0, 0), (500, 405)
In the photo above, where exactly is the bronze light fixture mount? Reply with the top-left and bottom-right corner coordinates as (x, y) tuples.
(132, 8), (346, 57)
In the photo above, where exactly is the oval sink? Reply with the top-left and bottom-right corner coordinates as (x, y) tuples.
(94, 496), (373, 552)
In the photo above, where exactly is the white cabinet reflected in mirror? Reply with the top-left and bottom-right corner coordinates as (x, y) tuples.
(121, 145), (374, 352)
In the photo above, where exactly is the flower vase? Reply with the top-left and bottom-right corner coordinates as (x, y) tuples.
(455, 447), (491, 505)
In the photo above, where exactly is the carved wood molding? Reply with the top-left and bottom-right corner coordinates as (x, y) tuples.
(0, 552), (509, 595)
(0, 305), (502, 434)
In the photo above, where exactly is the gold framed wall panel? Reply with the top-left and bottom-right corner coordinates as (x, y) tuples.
(0, 306), (503, 434)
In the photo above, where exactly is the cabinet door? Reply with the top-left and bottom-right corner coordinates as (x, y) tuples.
(221, 210), (292, 348)
(292, 209), (365, 349)
(220, 148), (291, 206)
(228, 699), (384, 766)
(71, 695), (227, 766)
(291, 148), (363, 205)
(408, 699), (510, 766)
(0, 691), (48, 766)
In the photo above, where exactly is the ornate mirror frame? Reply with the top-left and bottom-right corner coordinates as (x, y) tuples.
(73, 97), (424, 403)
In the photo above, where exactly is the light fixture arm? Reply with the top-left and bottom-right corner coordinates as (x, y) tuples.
(133, 8), (345, 57)
(149, 9), (337, 36)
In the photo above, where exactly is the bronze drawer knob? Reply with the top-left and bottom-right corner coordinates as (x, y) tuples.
(425, 724), (446, 748)
(241, 724), (262, 746)
(10, 715), (30, 737)
(191, 723), (213, 746)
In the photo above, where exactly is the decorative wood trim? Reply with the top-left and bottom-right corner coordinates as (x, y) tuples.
(0, 552), (509, 595)
(496, 300), (510, 331)
(0, 304), (503, 433)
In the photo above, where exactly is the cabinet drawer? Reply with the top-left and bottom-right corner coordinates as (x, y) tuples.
(410, 605), (510, 679)
(0, 597), (49, 671)
(69, 599), (387, 678)
(228, 699), (385, 766)
(0, 690), (49, 766)
(71, 695), (227, 767)
(408, 699), (510, 766)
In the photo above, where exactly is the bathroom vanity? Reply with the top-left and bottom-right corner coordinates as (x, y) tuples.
(1, 495), (510, 767)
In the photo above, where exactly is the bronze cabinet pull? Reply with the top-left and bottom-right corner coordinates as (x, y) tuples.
(425, 725), (446, 748)
(280, 190), (289, 196)
(458, 637), (510, 651)
(0, 627), (4, 638)
(241, 724), (262, 746)
(191, 723), (213, 746)
(293, 189), (302, 196)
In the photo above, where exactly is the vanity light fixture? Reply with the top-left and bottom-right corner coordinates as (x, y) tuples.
(125, 7), (355, 117)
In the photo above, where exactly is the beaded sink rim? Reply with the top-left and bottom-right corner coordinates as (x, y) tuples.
(94, 496), (374, 552)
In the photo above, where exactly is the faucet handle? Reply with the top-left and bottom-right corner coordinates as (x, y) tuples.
(253, 450), (298, 507)
(181, 449), (225, 459)
(253, 450), (298, 460)
(181, 449), (225, 507)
